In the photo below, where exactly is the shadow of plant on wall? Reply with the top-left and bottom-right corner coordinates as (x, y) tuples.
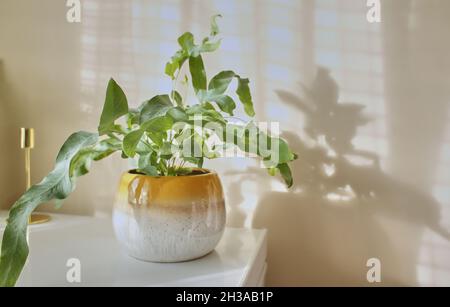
(226, 67), (449, 286)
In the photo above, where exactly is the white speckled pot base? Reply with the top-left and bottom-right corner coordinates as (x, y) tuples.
(113, 202), (226, 262)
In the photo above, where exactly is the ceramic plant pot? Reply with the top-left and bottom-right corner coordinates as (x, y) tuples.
(112, 169), (226, 262)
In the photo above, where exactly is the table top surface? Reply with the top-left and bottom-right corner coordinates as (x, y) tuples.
(0, 211), (267, 287)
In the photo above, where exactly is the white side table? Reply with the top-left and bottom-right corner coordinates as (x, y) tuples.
(0, 212), (267, 287)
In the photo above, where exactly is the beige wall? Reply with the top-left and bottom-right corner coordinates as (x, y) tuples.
(1, 0), (449, 286)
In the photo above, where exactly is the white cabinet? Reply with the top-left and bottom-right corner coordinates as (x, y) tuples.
(0, 212), (267, 287)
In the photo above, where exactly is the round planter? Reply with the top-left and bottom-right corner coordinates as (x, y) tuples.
(112, 169), (226, 262)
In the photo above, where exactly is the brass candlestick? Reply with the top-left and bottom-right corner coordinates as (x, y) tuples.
(20, 128), (51, 225)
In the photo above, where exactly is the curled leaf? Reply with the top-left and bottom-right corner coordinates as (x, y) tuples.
(0, 132), (98, 287)
(210, 14), (222, 36)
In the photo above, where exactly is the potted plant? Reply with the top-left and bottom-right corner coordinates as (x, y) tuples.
(0, 15), (296, 286)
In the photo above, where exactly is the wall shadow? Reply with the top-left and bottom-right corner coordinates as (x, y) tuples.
(0, 60), (24, 210)
(227, 67), (449, 286)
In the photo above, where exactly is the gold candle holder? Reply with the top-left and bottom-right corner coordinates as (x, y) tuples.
(20, 128), (51, 225)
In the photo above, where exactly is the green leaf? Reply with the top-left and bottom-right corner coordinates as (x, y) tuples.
(138, 151), (157, 167)
(197, 14), (222, 53)
(277, 163), (293, 188)
(122, 129), (144, 158)
(197, 70), (236, 103)
(71, 153), (93, 177)
(0, 131), (98, 287)
(178, 32), (196, 55)
(236, 77), (255, 117)
(70, 138), (121, 177)
(214, 95), (236, 116)
(168, 107), (189, 122)
(143, 117), (174, 133)
(185, 104), (205, 115)
(160, 142), (175, 155)
(208, 70), (235, 95)
(166, 15), (222, 80)
(203, 71), (254, 117)
(210, 14), (222, 36)
(189, 55), (207, 93)
(61, 138), (119, 206)
(138, 153), (150, 169)
(259, 135), (295, 166)
(146, 131), (164, 147)
(276, 138), (296, 164)
(140, 95), (173, 123)
(165, 50), (187, 79)
(198, 40), (221, 53)
(186, 105), (226, 126)
(137, 152), (159, 176)
(171, 90), (183, 107)
(223, 123), (295, 187)
(126, 108), (140, 127)
(140, 165), (159, 177)
(98, 79), (129, 135)
(92, 139), (121, 161)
